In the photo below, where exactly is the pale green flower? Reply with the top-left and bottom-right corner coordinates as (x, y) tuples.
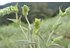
(22, 5), (30, 16)
(34, 18), (41, 29)
(59, 7), (65, 17)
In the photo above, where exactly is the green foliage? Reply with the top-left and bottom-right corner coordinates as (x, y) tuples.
(0, 4), (70, 48)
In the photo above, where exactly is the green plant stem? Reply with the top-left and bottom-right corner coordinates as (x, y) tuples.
(25, 16), (31, 29)
(19, 24), (28, 40)
(15, 13), (28, 40)
(19, 22), (32, 48)
(38, 34), (47, 47)
(46, 30), (55, 47)
(15, 13), (18, 20)
(25, 16), (33, 48)
(38, 37), (40, 48)
(46, 16), (62, 47)
(25, 16), (31, 40)
(19, 15), (28, 31)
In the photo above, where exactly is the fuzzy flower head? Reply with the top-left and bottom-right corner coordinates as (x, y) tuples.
(22, 5), (30, 16)
(59, 7), (65, 17)
(64, 7), (70, 16)
(10, 3), (18, 13)
(34, 18), (41, 29)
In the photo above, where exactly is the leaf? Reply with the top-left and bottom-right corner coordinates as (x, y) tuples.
(52, 36), (63, 43)
(7, 18), (18, 23)
(50, 43), (64, 48)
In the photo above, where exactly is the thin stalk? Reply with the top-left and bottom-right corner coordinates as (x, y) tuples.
(36, 31), (41, 48)
(19, 26), (28, 31)
(46, 16), (62, 47)
(37, 37), (40, 48)
(19, 15), (28, 31)
(19, 25), (28, 40)
(19, 16), (28, 39)
(15, 13), (18, 20)
(15, 13), (28, 40)
(25, 16), (30, 40)
(25, 16), (31, 28)
(19, 16), (32, 48)
(25, 16), (33, 48)
(46, 30), (55, 47)
(37, 34), (47, 47)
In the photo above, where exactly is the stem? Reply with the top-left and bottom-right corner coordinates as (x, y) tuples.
(19, 24), (32, 48)
(15, 13), (18, 20)
(19, 15), (28, 31)
(25, 16), (33, 47)
(46, 16), (62, 47)
(25, 16), (31, 27)
(46, 30), (55, 47)
(19, 25), (28, 40)
(25, 16), (30, 40)
(15, 13), (32, 47)
(16, 14), (28, 40)
(38, 37), (40, 48)
(38, 32), (40, 48)
(37, 34), (47, 47)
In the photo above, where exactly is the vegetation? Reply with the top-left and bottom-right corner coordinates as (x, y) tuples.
(0, 3), (70, 48)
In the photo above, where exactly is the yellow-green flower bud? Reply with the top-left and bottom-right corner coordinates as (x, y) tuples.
(22, 5), (30, 16)
(64, 7), (70, 16)
(15, 3), (18, 13)
(34, 18), (41, 29)
(0, 3), (18, 17)
(59, 7), (65, 17)
(10, 3), (18, 13)
(65, 7), (70, 13)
